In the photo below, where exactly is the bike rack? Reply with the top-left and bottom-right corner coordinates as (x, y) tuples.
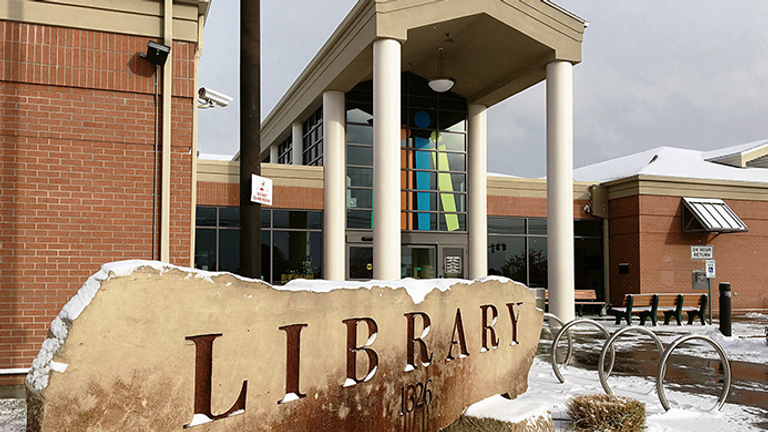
(598, 326), (664, 396)
(550, 319), (615, 384)
(656, 334), (732, 412)
(543, 313), (573, 368)
(544, 319), (732, 412)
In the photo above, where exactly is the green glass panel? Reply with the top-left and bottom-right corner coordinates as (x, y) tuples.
(439, 193), (465, 212)
(196, 207), (216, 226)
(440, 213), (465, 232)
(439, 111), (466, 132)
(529, 219), (547, 235)
(528, 237), (548, 287)
(348, 189), (373, 209)
(347, 210), (373, 229)
(348, 145), (373, 166)
(219, 207), (239, 227)
(439, 132), (465, 152)
(194, 229), (216, 270)
(219, 230), (239, 273)
(347, 124), (373, 145)
(488, 217), (525, 235)
(347, 167), (373, 187)
(487, 236), (526, 283)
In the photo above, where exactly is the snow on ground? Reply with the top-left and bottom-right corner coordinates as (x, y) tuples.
(509, 357), (766, 431)
(0, 399), (24, 432)
(543, 317), (768, 364)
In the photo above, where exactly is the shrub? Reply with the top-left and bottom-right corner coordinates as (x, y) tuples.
(566, 394), (646, 432)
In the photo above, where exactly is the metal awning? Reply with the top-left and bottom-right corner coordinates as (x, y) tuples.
(682, 197), (748, 233)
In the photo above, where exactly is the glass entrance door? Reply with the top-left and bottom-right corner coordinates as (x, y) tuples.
(401, 246), (436, 279)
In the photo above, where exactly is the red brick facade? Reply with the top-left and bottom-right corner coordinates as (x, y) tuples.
(609, 194), (768, 310)
(197, 182), (325, 210)
(0, 21), (195, 383)
(488, 195), (593, 219)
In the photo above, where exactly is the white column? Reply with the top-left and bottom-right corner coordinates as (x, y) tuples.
(323, 91), (346, 280)
(373, 38), (401, 280)
(270, 144), (279, 163)
(546, 60), (575, 322)
(468, 104), (488, 279)
(291, 121), (303, 165)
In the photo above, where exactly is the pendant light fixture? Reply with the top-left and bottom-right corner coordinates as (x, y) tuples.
(428, 47), (455, 93)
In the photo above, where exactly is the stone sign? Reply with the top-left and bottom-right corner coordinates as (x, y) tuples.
(27, 262), (543, 431)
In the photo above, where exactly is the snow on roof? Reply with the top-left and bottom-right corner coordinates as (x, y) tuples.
(573, 145), (768, 184)
(198, 152), (237, 161)
(487, 172), (524, 179)
(703, 139), (768, 161)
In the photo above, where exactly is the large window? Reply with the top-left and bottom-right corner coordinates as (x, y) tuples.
(277, 135), (292, 164)
(195, 207), (241, 273)
(345, 73), (467, 232)
(303, 107), (323, 166)
(488, 217), (604, 299)
(195, 207), (322, 285)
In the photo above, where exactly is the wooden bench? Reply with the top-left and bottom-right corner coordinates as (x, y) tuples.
(608, 293), (709, 326)
(655, 294), (683, 326)
(544, 289), (609, 316)
(652, 293), (707, 326)
(608, 294), (658, 325)
(681, 294), (708, 325)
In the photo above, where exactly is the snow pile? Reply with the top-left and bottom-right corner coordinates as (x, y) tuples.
(521, 358), (766, 431)
(595, 320), (768, 364)
(26, 267), (109, 392)
(745, 312), (768, 320)
(464, 395), (551, 426)
(702, 328), (768, 361)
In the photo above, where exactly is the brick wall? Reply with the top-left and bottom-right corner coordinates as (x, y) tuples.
(197, 181), (324, 210)
(635, 195), (768, 310)
(607, 196), (641, 305)
(488, 195), (593, 219)
(0, 20), (195, 383)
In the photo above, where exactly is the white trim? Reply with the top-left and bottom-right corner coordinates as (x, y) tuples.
(0, 368), (29, 375)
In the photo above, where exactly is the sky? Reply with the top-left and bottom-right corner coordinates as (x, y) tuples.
(198, 1), (768, 178)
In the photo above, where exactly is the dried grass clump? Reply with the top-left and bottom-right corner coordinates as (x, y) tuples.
(566, 394), (646, 432)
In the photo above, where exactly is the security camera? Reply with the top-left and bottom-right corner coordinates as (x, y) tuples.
(198, 87), (233, 108)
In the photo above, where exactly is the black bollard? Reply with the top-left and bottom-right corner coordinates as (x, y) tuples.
(719, 283), (732, 337)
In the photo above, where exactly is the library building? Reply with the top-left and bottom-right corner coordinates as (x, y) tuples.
(2, 0), (767, 394)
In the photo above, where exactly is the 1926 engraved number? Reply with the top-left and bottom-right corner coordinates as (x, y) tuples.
(400, 379), (433, 415)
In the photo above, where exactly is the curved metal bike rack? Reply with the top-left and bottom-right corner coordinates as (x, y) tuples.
(543, 313), (573, 367)
(598, 326), (664, 395)
(550, 319), (615, 383)
(656, 334), (732, 412)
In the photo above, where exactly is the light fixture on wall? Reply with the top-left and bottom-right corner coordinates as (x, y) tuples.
(428, 48), (455, 93)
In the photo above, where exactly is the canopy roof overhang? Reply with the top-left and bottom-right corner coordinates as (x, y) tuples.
(682, 197), (748, 233)
(258, 0), (586, 156)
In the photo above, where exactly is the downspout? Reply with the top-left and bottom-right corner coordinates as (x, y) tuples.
(190, 14), (205, 267)
(160, 0), (173, 262)
(603, 219), (610, 304)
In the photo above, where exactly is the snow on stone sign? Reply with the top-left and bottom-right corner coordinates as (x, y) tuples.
(26, 261), (543, 432)
(251, 173), (272, 206)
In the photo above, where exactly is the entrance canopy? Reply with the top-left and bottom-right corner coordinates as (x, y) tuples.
(260, 0), (586, 152)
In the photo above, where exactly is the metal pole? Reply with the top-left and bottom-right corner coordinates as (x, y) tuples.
(708, 278), (712, 325)
(239, 0), (261, 278)
(719, 282), (732, 336)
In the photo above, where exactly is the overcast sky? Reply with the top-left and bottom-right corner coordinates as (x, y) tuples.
(198, 1), (768, 178)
